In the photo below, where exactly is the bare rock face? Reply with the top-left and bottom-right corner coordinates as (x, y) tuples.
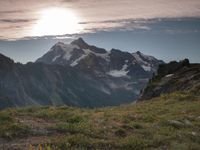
(140, 59), (200, 100)
(157, 59), (190, 77)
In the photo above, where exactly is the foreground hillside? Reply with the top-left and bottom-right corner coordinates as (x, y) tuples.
(0, 90), (199, 150)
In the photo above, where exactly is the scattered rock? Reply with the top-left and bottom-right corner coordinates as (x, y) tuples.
(191, 131), (196, 136)
(168, 120), (184, 128)
(183, 119), (193, 126)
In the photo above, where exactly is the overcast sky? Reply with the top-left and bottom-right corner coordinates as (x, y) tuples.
(0, 0), (200, 63)
(1, 0), (200, 39)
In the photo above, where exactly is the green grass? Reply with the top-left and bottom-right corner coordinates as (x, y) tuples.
(0, 110), (30, 139)
(0, 91), (200, 150)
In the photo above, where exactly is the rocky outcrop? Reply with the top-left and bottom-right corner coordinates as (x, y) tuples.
(140, 59), (200, 100)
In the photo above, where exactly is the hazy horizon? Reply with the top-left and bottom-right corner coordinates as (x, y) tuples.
(0, 0), (200, 63)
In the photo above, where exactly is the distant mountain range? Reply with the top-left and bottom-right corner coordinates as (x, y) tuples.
(0, 38), (164, 109)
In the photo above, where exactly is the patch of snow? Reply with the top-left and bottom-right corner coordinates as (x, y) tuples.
(140, 52), (155, 61)
(50, 42), (111, 66)
(100, 87), (111, 95)
(51, 43), (80, 61)
(107, 63), (129, 77)
(70, 54), (88, 67)
(107, 80), (135, 91)
(83, 49), (110, 62)
(96, 52), (110, 62)
(71, 48), (110, 67)
(62, 44), (79, 61)
(107, 70), (128, 77)
(132, 53), (143, 62)
(70, 48), (110, 67)
(132, 52), (154, 66)
(165, 74), (174, 78)
(52, 55), (61, 62)
(51, 43), (79, 61)
(70, 49), (92, 66)
(122, 64), (128, 70)
(142, 65), (151, 72)
(51, 42), (79, 51)
(132, 53), (149, 66)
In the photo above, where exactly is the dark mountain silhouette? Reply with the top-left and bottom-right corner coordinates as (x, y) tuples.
(140, 59), (200, 100)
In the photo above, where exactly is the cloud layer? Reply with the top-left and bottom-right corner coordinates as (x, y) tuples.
(0, 0), (200, 40)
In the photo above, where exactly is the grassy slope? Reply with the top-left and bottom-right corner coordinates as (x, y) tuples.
(0, 91), (200, 150)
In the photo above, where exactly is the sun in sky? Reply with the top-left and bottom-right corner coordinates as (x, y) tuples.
(31, 7), (83, 36)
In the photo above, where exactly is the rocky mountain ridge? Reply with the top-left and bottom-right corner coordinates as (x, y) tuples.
(140, 59), (200, 100)
(36, 38), (164, 78)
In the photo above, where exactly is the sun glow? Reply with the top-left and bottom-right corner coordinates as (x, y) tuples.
(31, 8), (83, 36)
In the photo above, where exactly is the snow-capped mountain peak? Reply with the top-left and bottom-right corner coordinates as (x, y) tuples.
(71, 37), (89, 49)
(51, 42), (79, 52)
(132, 51), (164, 72)
(36, 38), (109, 66)
(35, 38), (164, 104)
(36, 38), (164, 75)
